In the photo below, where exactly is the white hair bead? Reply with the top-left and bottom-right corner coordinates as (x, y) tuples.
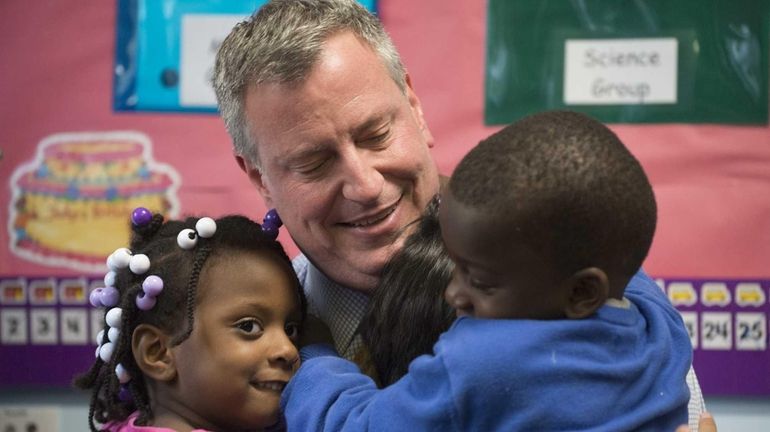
(104, 271), (116, 287)
(99, 342), (115, 362)
(195, 217), (217, 238)
(108, 327), (120, 343)
(177, 228), (198, 249)
(115, 363), (131, 384)
(105, 308), (123, 328)
(111, 248), (132, 269)
(129, 254), (151, 274)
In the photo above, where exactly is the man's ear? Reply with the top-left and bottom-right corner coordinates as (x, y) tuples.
(564, 267), (610, 319)
(132, 324), (177, 382)
(404, 73), (434, 148)
(235, 153), (273, 206)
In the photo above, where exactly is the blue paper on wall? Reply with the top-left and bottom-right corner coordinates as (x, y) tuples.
(114, 0), (378, 113)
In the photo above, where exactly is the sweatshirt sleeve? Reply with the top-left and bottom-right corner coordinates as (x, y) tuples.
(281, 344), (458, 431)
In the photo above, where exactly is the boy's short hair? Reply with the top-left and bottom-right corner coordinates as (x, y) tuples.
(449, 110), (657, 286)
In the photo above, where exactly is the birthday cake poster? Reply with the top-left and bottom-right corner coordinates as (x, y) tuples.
(8, 131), (181, 273)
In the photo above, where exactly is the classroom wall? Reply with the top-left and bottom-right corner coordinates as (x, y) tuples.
(1, 0), (768, 430)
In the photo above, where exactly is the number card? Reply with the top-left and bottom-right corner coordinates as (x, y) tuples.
(736, 313), (766, 351)
(30, 308), (57, 345)
(701, 312), (732, 350)
(0, 309), (27, 345)
(679, 311), (698, 349)
(60, 308), (88, 345)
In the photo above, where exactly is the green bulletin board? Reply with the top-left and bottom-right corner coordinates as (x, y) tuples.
(485, 0), (769, 125)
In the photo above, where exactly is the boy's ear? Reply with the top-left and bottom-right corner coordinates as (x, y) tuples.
(132, 324), (177, 382)
(563, 267), (610, 319)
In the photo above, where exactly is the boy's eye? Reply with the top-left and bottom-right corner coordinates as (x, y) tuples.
(285, 322), (301, 341)
(236, 319), (264, 336)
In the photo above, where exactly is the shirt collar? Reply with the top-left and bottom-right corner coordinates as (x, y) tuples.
(300, 256), (369, 358)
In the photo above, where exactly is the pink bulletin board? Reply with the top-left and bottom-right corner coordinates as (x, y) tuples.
(1, 1), (769, 395)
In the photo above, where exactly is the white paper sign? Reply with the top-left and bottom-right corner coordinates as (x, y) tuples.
(180, 14), (248, 107)
(60, 308), (88, 345)
(564, 38), (678, 105)
(679, 311), (698, 349)
(701, 312), (732, 350)
(31, 308), (58, 345)
(735, 312), (766, 351)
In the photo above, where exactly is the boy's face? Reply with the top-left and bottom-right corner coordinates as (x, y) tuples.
(170, 251), (302, 430)
(439, 191), (570, 319)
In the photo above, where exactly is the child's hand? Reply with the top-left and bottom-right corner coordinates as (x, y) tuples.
(300, 314), (335, 347)
(675, 412), (717, 432)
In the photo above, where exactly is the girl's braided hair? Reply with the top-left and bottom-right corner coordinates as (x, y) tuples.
(74, 213), (305, 431)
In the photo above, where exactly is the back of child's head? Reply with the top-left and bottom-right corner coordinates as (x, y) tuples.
(449, 110), (657, 292)
(362, 196), (455, 386)
(75, 210), (304, 431)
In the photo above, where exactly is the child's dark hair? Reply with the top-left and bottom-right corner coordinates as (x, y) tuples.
(74, 213), (305, 431)
(450, 110), (657, 291)
(362, 196), (455, 386)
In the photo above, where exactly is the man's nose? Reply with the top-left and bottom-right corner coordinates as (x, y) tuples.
(340, 149), (384, 204)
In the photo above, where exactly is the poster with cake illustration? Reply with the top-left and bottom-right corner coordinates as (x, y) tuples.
(8, 131), (181, 273)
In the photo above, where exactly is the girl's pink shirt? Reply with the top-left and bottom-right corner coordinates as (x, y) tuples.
(103, 412), (210, 432)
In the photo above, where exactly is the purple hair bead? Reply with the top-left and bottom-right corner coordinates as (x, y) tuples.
(142, 275), (164, 297)
(131, 207), (153, 227)
(262, 225), (279, 239)
(135, 292), (157, 311)
(118, 385), (132, 402)
(262, 209), (283, 239)
(100, 286), (120, 307)
(264, 208), (281, 225)
(89, 288), (105, 307)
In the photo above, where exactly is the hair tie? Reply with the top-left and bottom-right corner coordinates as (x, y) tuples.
(262, 208), (282, 239)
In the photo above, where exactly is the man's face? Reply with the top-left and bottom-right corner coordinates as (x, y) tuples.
(439, 191), (569, 319)
(241, 31), (440, 291)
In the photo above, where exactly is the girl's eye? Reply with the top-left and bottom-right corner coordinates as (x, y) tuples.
(236, 319), (264, 335)
(285, 322), (301, 341)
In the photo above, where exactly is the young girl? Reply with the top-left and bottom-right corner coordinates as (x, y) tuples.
(76, 208), (305, 432)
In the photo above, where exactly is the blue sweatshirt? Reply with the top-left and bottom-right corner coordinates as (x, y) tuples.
(282, 271), (692, 431)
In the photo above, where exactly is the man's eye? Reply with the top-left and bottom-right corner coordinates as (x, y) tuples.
(294, 159), (327, 174)
(236, 319), (264, 335)
(360, 129), (390, 147)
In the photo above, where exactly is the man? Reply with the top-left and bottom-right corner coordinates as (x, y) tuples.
(213, 1), (708, 430)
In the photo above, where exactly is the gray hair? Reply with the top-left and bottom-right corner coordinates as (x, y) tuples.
(213, 0), (407, 167)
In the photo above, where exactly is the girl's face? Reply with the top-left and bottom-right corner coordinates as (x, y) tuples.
(168, 251), (302, 431)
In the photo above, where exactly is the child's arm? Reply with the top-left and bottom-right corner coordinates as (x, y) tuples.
(281, 344), (458, 431)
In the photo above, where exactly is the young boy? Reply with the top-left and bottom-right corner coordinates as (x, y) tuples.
(282, 110), (692, 431)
